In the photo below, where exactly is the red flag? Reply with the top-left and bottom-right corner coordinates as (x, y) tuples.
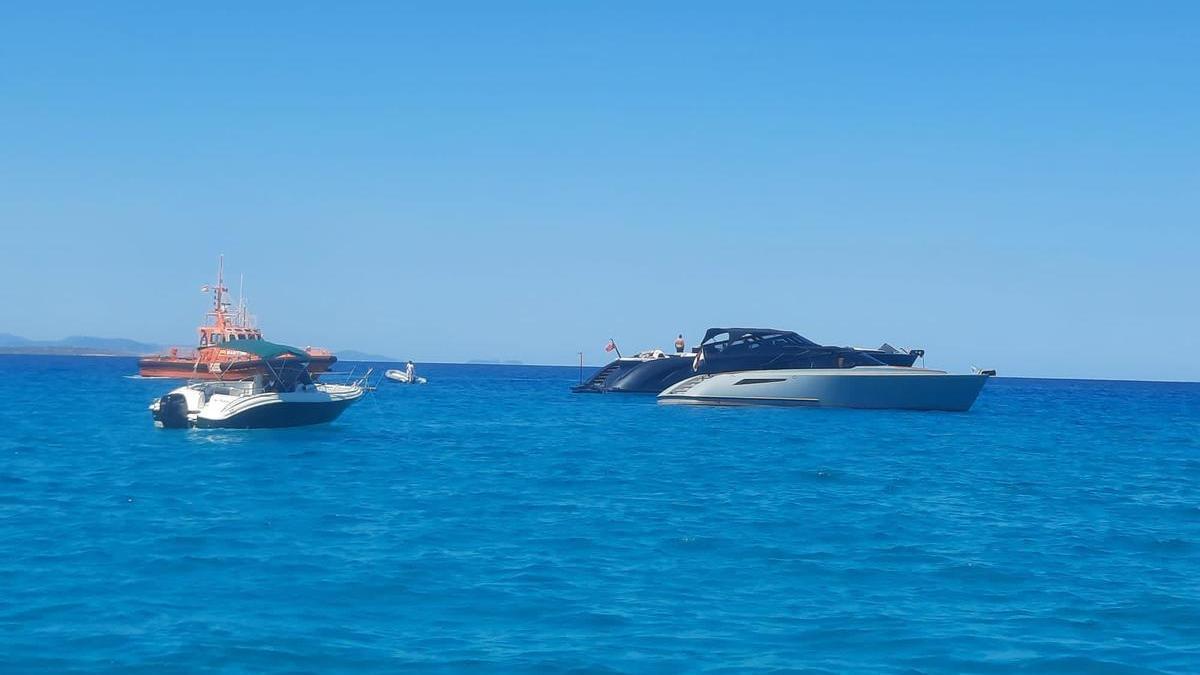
(604, 339), (616, 352)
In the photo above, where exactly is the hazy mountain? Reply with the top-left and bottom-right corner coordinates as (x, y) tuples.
(2, 333), (400, 361)
(0, 333), (35, 347)
(58, 336), (163, 353)
(0, 334), (162, 355)
(336, 349), (399, 362)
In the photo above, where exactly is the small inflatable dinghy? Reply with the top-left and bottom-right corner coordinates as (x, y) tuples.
(385, 369), (427, 384)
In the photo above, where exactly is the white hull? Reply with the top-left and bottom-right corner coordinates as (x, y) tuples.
(150, 381), (364, 428)
(658, 367), (988, 412)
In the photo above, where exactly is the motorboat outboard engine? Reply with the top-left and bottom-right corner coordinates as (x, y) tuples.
(155, 393), (191, 429)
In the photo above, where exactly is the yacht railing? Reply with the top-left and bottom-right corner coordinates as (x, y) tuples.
(315, 366), (382, 391)
(184, 365), (382, 392)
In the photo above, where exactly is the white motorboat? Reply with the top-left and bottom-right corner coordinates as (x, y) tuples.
(149, 340), (366, 428)
(658, 366), (989, 411)
(385, 369), (427, 384)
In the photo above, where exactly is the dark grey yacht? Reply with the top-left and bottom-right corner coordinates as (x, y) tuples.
(572, 328), (922, 394)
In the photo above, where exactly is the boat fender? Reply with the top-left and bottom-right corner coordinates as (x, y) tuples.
(157, 393), (191, 429)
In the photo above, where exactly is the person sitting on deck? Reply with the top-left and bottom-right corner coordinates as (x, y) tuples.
(675, 334), (686, 353)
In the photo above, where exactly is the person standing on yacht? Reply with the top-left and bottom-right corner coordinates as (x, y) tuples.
(405, 360), (416, 383)
(675, 334), (686, 353)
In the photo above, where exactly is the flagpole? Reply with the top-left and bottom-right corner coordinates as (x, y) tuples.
(578, 351), (583, 384)
(610, 338), (622, 359)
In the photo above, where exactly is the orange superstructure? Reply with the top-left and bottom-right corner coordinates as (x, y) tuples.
(137, 256), (337, 379)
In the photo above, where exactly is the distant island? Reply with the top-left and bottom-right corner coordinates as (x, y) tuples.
(468, 359), (526, 365)
(0, 333), (399, 361)
(335, 349), (400, 362)
(0, 333), (163, 356)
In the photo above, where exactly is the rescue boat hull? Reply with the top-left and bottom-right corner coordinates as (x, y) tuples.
(137, 353), (336, 380)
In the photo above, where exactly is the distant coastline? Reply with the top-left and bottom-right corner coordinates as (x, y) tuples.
(0, 333), (163, 357)
(0, 333), (397, 362)
(0, 346), (150, 357)
(335, 349), (400, 362)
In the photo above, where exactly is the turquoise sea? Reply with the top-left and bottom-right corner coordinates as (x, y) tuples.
(1, 355), (1198, 673)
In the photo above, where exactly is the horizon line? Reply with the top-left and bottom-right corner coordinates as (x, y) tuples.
(4, 352), (1197, 386)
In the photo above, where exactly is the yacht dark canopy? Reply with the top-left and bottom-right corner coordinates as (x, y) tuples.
(697, 327), (883, 366)
(222, 339), (311, 362)
(700, 328), (819, 347)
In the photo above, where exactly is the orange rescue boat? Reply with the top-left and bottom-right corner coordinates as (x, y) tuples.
(137, 257), (337, 380)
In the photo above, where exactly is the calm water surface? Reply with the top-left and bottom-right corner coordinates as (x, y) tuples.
(1, 355), (1198, 673)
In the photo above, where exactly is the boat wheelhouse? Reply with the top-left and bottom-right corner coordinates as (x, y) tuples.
(693, 328), (886, 371)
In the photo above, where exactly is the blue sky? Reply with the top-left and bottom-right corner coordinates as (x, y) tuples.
(1, 3), (1196, 380)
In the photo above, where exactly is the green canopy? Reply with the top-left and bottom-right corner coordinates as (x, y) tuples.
(222, 339), (311, 362)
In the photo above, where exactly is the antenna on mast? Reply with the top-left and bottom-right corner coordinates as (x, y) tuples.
(211, 254), (230, 329)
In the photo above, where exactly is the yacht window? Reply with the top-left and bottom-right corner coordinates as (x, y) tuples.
(704, 332), (730, 346)
(722, 335), (760, 353)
